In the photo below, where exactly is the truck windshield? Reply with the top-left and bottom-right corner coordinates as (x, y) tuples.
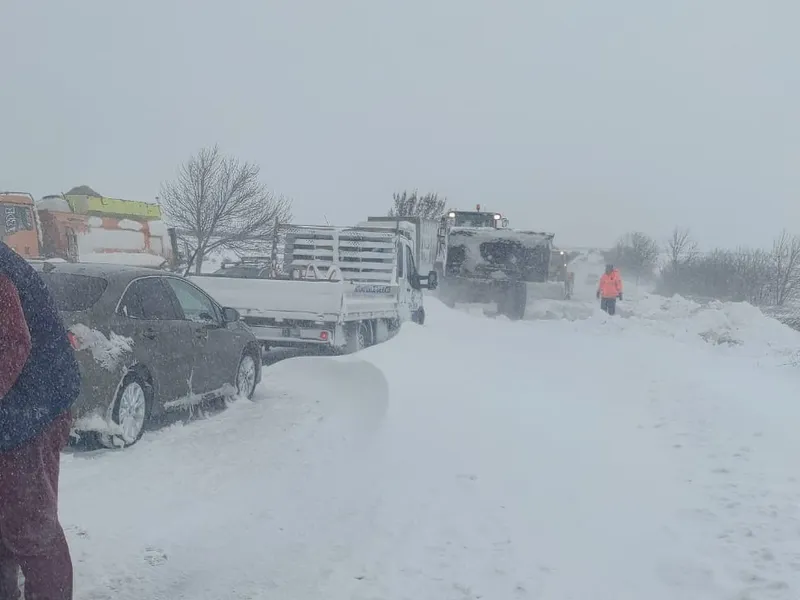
(452, 212), (497, 228)
(1, 203), (34, 235)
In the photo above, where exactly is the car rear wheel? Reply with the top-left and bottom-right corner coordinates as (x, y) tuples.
(99, 375), (152, 449)
(236, 352), (258, 399)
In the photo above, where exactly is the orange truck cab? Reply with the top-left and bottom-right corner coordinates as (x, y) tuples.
(0, 192), (41, 259)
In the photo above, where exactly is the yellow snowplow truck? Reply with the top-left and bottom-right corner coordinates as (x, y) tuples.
(436, 206), (564, 320)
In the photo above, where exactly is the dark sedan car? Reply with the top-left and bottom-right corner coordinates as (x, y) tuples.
(34, 262), (262, 449)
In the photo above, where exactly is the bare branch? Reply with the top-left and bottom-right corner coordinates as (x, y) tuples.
(388, 190), (446, 220)
(770, 229), (800, 306)
(160, 146), (293, 273)
(610, 231), (660, 281)
(666, 227), (698, 269)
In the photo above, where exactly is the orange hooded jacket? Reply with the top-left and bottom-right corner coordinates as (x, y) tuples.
(598, 269), (623, 299)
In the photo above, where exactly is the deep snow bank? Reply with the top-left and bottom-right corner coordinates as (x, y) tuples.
(617, 293), (800, 359)
(498, 247), (800, 361)
(413, 299), (800, 598)
(64, 294), (800, 599)
(63, 356), (389, 599)
(519, 289), (800, 362)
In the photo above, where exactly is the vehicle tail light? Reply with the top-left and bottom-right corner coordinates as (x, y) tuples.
(320, 331), (329, 341)
(67, 331), (79, 350)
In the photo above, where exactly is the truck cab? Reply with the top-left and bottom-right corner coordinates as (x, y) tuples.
(0, 192), (41, 259)
(445, 205), (510, 229)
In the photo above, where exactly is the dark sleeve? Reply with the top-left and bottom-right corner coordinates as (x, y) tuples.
(0, 275), (31, 398)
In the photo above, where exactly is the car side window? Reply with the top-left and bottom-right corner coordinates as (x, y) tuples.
(120, 278), (180, 320)
(164, 277), (219, 323)
(119, 283), (144, 318)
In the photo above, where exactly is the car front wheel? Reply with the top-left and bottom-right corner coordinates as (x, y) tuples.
(236, 352), (258, 399)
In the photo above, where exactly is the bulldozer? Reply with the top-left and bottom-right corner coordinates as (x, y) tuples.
(436, 206), (566, 320)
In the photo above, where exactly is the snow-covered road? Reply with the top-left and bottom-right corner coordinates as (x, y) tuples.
(63, 268), (800, 598)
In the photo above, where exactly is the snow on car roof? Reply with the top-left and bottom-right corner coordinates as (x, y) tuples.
(33, 261), (168, 280)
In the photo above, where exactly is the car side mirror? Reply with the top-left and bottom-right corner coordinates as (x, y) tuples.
(425, 270), (438, 290)
(415, 270), (438, 290)
(222, 307), (240, 323)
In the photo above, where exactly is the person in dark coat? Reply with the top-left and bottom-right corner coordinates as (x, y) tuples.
(0, 242), (80, 600)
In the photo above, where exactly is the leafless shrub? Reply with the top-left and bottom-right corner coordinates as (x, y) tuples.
(607, 232), (660, 282)
(656, 229), (800, 307)
(389, 190), (446, 220)
(768, 230), (800, 306)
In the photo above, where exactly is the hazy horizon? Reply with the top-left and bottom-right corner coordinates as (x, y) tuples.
(2, 0), (797, 250)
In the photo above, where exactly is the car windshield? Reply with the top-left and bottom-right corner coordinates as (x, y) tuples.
(40, 273), (108, 311)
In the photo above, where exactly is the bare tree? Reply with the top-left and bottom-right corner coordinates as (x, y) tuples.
(770, 229), (800, 306)
(733, 247), (773, 305)
(666, 227), (698, 272)
(656, 227), (698, 295)
(160, 146), (292, 274)
(611, 231), (660, 281)
(389, 190), (446, 220)
(656, 231), (800, 308)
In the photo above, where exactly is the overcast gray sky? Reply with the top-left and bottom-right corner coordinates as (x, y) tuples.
(1, 0), (797, 248)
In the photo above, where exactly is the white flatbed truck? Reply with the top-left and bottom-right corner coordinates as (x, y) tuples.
(190, 221), (437, 353)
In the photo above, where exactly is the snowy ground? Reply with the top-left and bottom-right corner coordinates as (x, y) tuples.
(61, 252), (800, 599)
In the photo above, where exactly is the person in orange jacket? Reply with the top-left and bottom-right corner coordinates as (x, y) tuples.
(596, 264), (623, 315)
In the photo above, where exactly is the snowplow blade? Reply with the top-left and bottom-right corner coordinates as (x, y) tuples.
(446, 228), (553, 283)
(440, 227), (561, 320)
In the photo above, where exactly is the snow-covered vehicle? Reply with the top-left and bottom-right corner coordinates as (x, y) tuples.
(549, 249), (574, 299)
(436, 206), (563, 320)
(34, 262), (262, 449)
(190, 222), (438, 354)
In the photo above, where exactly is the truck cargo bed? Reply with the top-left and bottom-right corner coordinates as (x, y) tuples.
(191, 275), (402, 348)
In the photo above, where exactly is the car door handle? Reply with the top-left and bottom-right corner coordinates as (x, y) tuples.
(143, 328), (157, 340)
(195, 329), (208, 340)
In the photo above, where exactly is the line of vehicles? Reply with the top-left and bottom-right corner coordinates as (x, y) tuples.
(190, 206), (574, 353)
(16, 194), (574, 449)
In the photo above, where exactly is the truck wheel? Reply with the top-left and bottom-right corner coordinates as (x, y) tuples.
(345, 321), (371, 353)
